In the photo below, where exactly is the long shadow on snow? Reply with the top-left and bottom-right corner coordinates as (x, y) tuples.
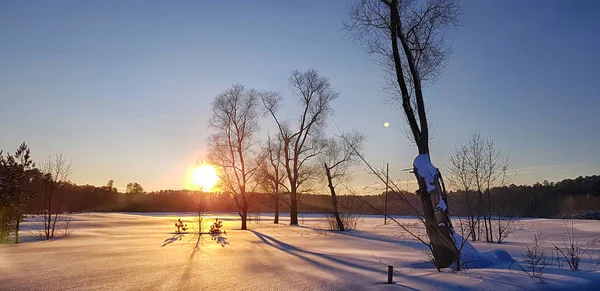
(250, 230), (383, 274)
(330, 229), (430, 250)
(162, 233), (185, 247)
(251, 230), (466, 290)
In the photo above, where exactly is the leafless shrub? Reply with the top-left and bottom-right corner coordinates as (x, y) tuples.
(38, 154), (72, 240)
(32, 211), (73, 240)
(190, 212), (209, 235)
(250, 212), (261, 224)
(446, 131), (516, 243)
(553, 219), (589, 270)
(493, 217), (528, 243)
(325, 212), (363, 231)
(61, 213), (74, 237)
(519, 234), (547, 283)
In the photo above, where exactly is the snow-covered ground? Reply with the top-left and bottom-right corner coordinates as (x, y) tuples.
(1, 213), (599, 290)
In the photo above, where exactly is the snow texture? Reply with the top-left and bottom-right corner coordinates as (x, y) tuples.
(435, 194), (447, 211)
(1, 213), (600, 291)
(413, 154), (438, 193)
(452, 232), (487, 269)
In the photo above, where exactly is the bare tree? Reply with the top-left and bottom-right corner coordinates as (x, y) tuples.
(256, 134), (287, 224)
(447, 143), (478, 241)
(447, 131), (515, 243)
(345, 0), (463, 268)
(323, 131), (365, 231)
(261, 69), (338, 225)
(207, 84), (264, 230)
(39, 154), (72, 240)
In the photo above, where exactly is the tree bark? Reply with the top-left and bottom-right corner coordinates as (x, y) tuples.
(240, 209), (248, 230)
(487, 189), (494, 243)
(290, 183), (299, 225)
(415, 168), (459, 269)
(274, 195), (279, 224)
(241, 191), (248, 230)
(290, 196), (298, 225)
(241, 213), (247, 230)
(325, 163), (344, 231)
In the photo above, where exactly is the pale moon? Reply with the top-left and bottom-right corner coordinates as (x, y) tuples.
(384, 122), (390, 127)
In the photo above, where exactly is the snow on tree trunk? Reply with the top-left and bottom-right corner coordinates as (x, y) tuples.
(414, 154), (480, 270)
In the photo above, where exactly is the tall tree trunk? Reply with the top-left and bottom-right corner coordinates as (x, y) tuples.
(414, 165), (459, 269)
(274, 194), (279, 224)
(241, 193), (248, 230)
(486, 189), (494, 243)
(379, 0), (462, 269)
(45, 192), (51, 240)
(241, 212), (247, 230)
(465, 192), (476, 241)
(324, 163), (344, 231)
(477, 190), (484, 241)
(290, 185), (298, 225)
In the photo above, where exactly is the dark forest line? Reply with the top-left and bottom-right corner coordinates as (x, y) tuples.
(23, 175), (600, 219)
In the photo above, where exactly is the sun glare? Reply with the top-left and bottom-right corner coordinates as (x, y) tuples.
(192, 164), (219, 192)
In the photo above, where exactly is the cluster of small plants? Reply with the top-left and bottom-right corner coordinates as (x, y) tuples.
(519, 234), (547, 283)
(210, 218), (224, 235)
(174, 218), (187, 234)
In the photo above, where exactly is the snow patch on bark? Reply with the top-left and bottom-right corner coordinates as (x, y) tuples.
(413, 154), (438, 192)
(435, 194), (447, 211)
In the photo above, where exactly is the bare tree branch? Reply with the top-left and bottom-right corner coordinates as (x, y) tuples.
(207, 85), (265, 230)
(260, 69), (338, 225)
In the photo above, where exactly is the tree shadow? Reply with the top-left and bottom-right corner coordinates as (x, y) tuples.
(250, 230), (384, 274)
(333, 229), (430, 250)
(162, 233), (185, 247)
(211, 233), (229, 247)
(249, 230), (462, 290)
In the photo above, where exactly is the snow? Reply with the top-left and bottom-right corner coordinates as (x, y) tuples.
(436, 194), (447, 211)
(1, 213), (599, 290)
(452, 232), (488, 269)
(413, 154), (438, 193)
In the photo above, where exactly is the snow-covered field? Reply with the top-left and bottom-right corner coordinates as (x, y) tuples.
(1, 213), (599, 290)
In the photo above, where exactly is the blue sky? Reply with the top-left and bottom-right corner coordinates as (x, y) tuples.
(1, 0), (599, 192)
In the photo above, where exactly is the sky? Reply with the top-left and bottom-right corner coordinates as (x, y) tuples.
(1, 0), (599, 192)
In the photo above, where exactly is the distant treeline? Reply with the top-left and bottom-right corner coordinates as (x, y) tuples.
(20, 175), (600, 218)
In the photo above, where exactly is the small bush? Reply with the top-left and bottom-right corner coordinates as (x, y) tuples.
(553, 220), (589, 270)
(324, 213), (362, 231)
(210, 218), (224, 235)
(249, 213), (260, 224)
(61, 214), (74, 237)
(493, 217), (528, 243)
(520, 234), (547, 283)
(174, 218), (187, 234)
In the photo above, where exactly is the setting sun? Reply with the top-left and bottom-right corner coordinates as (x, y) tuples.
(191, 164), (219, 192)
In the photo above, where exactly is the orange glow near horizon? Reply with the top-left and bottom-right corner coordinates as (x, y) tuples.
(191, 164), (219, 192)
